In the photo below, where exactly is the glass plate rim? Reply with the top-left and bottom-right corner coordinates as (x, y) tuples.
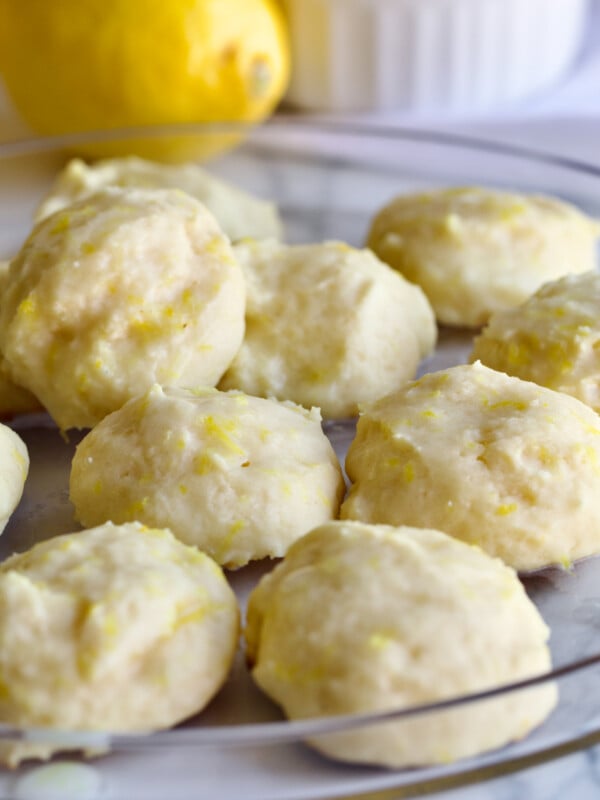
(1, 118), (600, 755)
(1, 115), (600, 181)
(0, 651), (595, 750)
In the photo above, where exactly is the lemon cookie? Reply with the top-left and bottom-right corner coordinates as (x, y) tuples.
(341, 362), (600, 572)
(219, 239), (436, 418)
(0, 521), (239, 767)
(70, 385), (345, 568)
(246, 520), (556, 767)
(35, 156), (283, 242)
(471, 270), (600, 412)
(367, 186), (599, 327)
(0, 187), (245, 430)
(0, 422), (28, 535)
(0, 260), (41, 420)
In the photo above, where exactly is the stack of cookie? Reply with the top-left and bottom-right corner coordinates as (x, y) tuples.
(0, 158), (598, 771)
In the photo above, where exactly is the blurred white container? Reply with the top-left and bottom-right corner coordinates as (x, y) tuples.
(281, 0), (591, 113)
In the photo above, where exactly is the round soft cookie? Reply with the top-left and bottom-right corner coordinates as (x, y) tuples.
(366, 186), (599, 327)
(218, 239), (436, 419)
(471, 270), (600, 413)
(0, 186), (246, 430)
(0, 521), (239, 767)
(341, 362), (600, 572)
(0, 260), (42, 420)
(245, 520), (556, 768)
(35, 156), (283, 242)
(70, 385), (345, 568)
(0, 421), (28, 534)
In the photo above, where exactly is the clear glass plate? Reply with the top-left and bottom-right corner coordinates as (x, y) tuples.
(1, 119), (600, 800)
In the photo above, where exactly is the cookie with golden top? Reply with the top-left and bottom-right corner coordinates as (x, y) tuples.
(471, 270), (600, 412)
(367, 186), (599, 327)
(245, 520), (556, 767)
(35, 156), (282, 242)
(341, 362), (600, 572)
(0, 187), (246, 430)
(0, 520), (239, 767)
(219, 239), (436, 419)
(70, 385), (345, 568)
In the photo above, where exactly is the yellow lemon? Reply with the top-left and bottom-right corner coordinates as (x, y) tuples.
(0, 0), (290, 161)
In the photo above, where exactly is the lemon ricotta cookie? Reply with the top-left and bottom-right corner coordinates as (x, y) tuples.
(245, 520), (556, 767)
(366, 186), (599, 327)
(0, 260), (41, 420)
(0, 422), (28, 535)
(341, 361), (600, 572)
(0, 521), (239, 767)
(0, 186), (246, 430)
(471, 270), (600, 413)
(70, 385), (345, 568)
(35, 156), (283, 242)
(219, 239), (436, 418)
